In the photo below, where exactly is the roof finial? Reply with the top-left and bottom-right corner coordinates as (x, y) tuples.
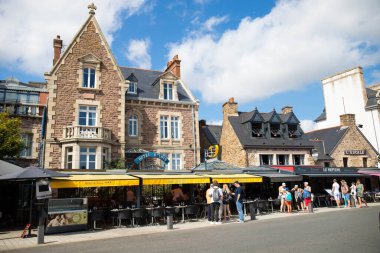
(88, 2), (97, 15)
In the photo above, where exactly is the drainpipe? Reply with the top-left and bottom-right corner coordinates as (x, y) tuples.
(192, 104), (197, 166)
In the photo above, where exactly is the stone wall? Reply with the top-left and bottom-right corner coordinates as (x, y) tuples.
(220, 117), (246, 167)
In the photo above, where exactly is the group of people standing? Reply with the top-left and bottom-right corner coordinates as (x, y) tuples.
(278, 182), (312, 213)
(332, 178), (368, 208)
(206, 180), (244, 224)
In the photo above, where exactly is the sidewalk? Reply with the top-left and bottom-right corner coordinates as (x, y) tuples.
(1, 203), (379, 251)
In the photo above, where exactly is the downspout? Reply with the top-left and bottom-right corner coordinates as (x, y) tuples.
(192, 104), (197, 166)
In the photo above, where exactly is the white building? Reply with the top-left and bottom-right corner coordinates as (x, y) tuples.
(315, 66), (380, 152)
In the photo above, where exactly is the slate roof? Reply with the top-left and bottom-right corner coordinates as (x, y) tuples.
(365, 87), (378, 108)
(202, 125), (222, 145)
(120, 67), (194, 103)
(314, 108), (326, 122)
(304, 126), (348, 159)
(192, 158), (241, 171)
(228, 115), (314, 149)
(0, 80), (47, 92)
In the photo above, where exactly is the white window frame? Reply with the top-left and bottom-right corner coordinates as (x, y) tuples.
(79, 106), (97, 126)
(102, 147), (109, 169)
(128, 82), (137, 94)
(160, 116), (169, 139)
(171, 153), (182, 170)
(293, 154), (305, 165)
(82, 67), (96, 88)
(128, 115), (138, 137)
(276, 154), (289, 165)
(65, 147), (73, 169)
(20, 133), (33, 157)
(163, 83), (173, 100)
(171, 116), (180, 139)
(259, 154), (273, 165)
(80, 147), (96, 170)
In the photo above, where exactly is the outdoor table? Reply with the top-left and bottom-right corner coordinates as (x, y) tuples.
(174, 205), (187, 223)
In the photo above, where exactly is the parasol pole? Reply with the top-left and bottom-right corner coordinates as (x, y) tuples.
(28, 180), (34, 236)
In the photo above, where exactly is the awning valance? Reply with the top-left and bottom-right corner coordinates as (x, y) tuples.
(200, 174), (262, 183)
(250, 173), (302, 183)
(50, 174), (140, 188)
(358, 170), (380, 178)
(133, 174), (210, 185)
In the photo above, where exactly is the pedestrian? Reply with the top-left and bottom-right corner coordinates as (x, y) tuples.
(205, 184), (213, 222)
(232, 181), (244, 223)
(278, 182), (286, 213)
(284, 188), (292, 213)
(356, 179), (368, 208)
(350, 182), (358, 207)
(332, 179), (341, 208)
(208, 181), (223, 224)
(303, 182), (312, 212)
(341, 180), (350, 208)
(292, 185), (304, 211)
(222, 184), (232, 222)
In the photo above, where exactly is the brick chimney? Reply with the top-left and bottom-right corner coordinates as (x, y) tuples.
(281, 106), (293, 114)
(340, 114), (356, 127)
(222, 97), (238, 121)
(53, 35), (63, 66)
(165, 55), (181, 78)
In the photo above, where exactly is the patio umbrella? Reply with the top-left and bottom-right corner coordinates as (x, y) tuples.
(0, 160), (24, 176)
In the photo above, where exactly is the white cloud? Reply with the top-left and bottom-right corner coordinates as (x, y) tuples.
(168, 0), (380, 104)
(300, 119), (317, 133)
(203, 16), (228, 31)
(207, 120), (222, 126)
(0, 0), (146, 75)
(126, 38), (152, 69)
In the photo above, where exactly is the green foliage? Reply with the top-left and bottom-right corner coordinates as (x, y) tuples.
(0, 113), (24, 158)
(105, 158), (126, 170)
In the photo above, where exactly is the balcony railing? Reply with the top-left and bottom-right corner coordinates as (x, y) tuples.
(0, 104), (43, 117)
(64, 126), (112, 141)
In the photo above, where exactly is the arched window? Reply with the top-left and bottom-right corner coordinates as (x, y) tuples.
(128, 115), (138, 136)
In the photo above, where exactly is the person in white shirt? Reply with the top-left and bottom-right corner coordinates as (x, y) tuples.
(209, 180), (223, 224)
(332, 179), (341, 208)
(350, 182), (357, 207)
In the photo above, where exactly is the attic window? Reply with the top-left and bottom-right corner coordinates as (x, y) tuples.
(128, 82), (137, 94)
(83, 68), (96, 88)
(251, 122), (263, 137)
(288, 124), (300, 138)
(270, 123), (281, 138)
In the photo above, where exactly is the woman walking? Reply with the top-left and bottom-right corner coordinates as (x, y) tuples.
(341, 180), (350, 208)
(356, 179), (368, 208)
(350, 182), (357, 207)
(222, 184), (232, 221)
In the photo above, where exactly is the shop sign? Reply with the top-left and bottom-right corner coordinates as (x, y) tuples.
(295, 166), (358, 174)
(134, 152), (169, 164)
(344, 150), (366, 155)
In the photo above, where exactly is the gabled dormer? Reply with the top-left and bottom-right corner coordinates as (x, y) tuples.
(126, 73), (138, 95)
(267, 109), (282, 138)
(281, 107), (302, 139)
(241, 107), (266, 138)
(154, 71), (179, 101)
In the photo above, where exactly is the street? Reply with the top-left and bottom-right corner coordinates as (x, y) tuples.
(8, 206), (380, 253)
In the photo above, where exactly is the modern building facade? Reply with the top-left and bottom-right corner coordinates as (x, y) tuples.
(315, 67), (380, 153)
(0, 78), (48, 167)
(219, 98), (315, 167)
(43, 5), (199, 170)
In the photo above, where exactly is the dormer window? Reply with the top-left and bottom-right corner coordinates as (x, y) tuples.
(128, 82), (137, 94)
(83, 67), (96, 88)
(270, 123), (281, 138)
(163, 83), (173, 100)
(251, 122), (263, 137)
(288, 124), (300, 138)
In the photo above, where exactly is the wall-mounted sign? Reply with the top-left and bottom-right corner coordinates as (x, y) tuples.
(344, 150), (366, 155)
(134, 152), (169, 164)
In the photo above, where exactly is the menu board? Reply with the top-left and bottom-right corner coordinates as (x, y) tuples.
(46, 198), (88, 234)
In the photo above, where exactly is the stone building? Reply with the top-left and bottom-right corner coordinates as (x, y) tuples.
(315, 67), (380, 153)
(43, 5), (199, 170)
(199, 120), (222, 162)
(0, 78), (48, 167)
(219, 98), (315, 167)
(306, 114), (379, 168)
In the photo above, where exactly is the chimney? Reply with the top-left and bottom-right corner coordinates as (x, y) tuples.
(165, 55), (181, 78)
(53, 35), (63, 66)
(281, 106), (293, 114)
(199, 119), (206, 128)
(340, 114), (356, 127)
(222, 97), (238, 121)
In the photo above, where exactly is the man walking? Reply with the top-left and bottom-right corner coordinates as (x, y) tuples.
(233, 181), (244, 223)
(209, 181), (223, 224)
(332, 179), (341, 208)
(205, 184), (213, 222)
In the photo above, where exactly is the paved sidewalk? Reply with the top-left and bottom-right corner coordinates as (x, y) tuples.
(1, 203), (379, 252)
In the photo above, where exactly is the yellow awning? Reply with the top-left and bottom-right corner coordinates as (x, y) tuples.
(134, 174), (210, 185)
(50, 174), (140, 188)
(201, 174), (262, 183)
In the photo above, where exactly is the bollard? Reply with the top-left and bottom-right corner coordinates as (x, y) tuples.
(167, 215), (173, 230)
(249, 203), (256, 220)
(308, 202), (313, 213)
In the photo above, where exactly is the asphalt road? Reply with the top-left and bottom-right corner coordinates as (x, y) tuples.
(9, 207), (380, 253)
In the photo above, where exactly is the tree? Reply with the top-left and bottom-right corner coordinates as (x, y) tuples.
(0, 113), (24, 159)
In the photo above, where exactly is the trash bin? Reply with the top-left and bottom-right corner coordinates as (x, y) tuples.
(249, 202), (256, 220)
(165, 207), (176, 230)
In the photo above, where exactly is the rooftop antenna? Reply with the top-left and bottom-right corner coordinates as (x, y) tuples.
(342, 97), (346, 114)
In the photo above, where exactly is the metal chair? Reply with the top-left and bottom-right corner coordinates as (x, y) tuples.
(151, 207), (165, 225)
(90, 210), (105, 230)
(132, 208), (148, 227)
(117, 209), (132, 227)
(185, 205), (199, 221)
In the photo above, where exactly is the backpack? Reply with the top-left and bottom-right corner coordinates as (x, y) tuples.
(212, 188), (221, 202)
(285, 192), (292, 201)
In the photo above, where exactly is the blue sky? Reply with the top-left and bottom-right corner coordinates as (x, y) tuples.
(1, 0), (380, 131)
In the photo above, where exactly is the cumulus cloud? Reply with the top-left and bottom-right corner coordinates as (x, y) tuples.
(203, 16), (228, 31)
(0, 0), (146, 75)
(126, 39), (152, 69)
(300, 119), (317, 133)
(168, 0), (380, 104)
(207, 120), (223, 126)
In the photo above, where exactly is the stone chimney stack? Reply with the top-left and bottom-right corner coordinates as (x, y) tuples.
(281, 106), (293, 114)
(165, 55), (181, 78)
(53, 35), (63, 66)
(340, 114), (356, 127)
(222, 97), (238, 121)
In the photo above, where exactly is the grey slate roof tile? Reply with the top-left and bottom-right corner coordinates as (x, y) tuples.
(202, 125), (222, 145)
